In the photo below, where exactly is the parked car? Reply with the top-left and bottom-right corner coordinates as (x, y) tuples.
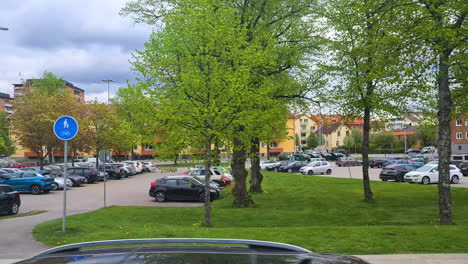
(405, 148), (421, 155)
(166, 175), (221, 192)
(21, 161), (40, 168)
(404, 164), (463, 184)
(382, 158), (410, 167)
(142, 161), (157, 172)
(410, 156), (429, 164)
(291, 154), (310, 161)
(124, 161), (144, 174)
(0, 168), (21, 173)
(67, 167), (99, 183)
(262, 161), (282, 170)
(149, 176), (220, 202)
(113, 163), (137, 176)
(189, 168), (227, 186)
(0, 184), (20, 215)
(299, 161), (332, 175)
(422, 146), (436, 153)
(336, 157), (361, 167)
(369, 158), (387, 168)
(0, 172), (55, 194)
(99, 164), (123, 179)
(41, 167), (87, 186)
(267, 160), (294, 172)
(458, 162), (468, 176)
(379, 165), (416, 182)
(15, 238), (369, 264)
(320, 153), (334, 161)
(4, 162), (21, 168)
(279, 161), (308, 173)
(259, 160), (276, 170)
(51, 176), (73, 190)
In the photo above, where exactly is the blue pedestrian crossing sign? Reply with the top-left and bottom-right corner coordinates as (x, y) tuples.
(54, 116), (79, 141)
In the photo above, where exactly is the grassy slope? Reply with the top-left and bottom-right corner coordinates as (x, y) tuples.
(33, 172), (468, 254)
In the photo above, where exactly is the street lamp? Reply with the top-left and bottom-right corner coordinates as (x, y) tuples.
(102, 79), (114, 104)
(0, 27), (8, 31)
(101, 79), (114, 208)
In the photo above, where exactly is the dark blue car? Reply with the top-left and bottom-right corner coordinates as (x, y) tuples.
(0, 171), (55, 194)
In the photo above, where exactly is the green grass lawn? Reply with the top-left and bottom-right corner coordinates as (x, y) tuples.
(33, 172), (468, 254)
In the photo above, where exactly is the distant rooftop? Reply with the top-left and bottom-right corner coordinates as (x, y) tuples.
(13, 79), (84, 93)
(0, 92), (13, 100)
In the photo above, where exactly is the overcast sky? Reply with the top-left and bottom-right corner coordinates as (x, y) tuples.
(0, 0), (152, 102)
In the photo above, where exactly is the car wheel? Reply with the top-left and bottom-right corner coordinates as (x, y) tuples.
(199, 192), (213, 202)
(273, 168), (278, 172)
(451, 175), (459, 184)
(51, 183), (58, 190)
(8, 201), (19, 215)
(155, 191), (166, 202)
(422, 176), (430, 185)
(381, 179), (388, 181)
(31, 184), (42, 195)
(287, 168), (293, 173)
(308, 170), (314, 175)
(326, 169), (332, 175)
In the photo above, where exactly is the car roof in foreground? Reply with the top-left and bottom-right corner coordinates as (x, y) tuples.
(15, 238), (368, 264)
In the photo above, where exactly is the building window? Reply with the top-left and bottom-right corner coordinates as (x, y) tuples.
(133, 145), (138, 150)
(456, 120), (462, 126)
(261, 143), (267, 148)
(311, 126), (316, 131)
(301, 141), (306, 145)
(466, 132), (468, 139)
(337, 131), (341, 137)
(301, 133), (306, 137)
(144, 144), (155, 150)
(465, 119), (468, 126)
(456, 132), (462, 139)
(336, 141), (339, 147)
(270, 142), (278, 148)
(459, 145), (462, 151)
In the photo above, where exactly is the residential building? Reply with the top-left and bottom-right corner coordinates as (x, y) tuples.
(259, 115), (296, 158)
(294, 115), (320, 151)
(0, 92), (13, 114)
(318, 117), (364, 152)
(385, 112), (423, 131)
(452, 114), (468, 154)
(13, 79), (85, 103)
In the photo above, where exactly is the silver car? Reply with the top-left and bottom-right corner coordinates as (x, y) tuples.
(299, 161), (332, 175)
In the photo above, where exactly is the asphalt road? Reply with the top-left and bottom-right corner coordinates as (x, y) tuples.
(321, 163), (468, 188)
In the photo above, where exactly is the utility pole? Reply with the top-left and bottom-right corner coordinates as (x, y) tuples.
(101, 79), (114, 208)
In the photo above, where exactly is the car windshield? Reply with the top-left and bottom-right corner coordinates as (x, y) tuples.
(416, 165), (434, 172)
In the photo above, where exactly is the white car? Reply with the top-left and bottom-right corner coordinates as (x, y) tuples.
(404, 164), (462, 184)
(263, 161), (282, 170)
(52, 177), (73, 190)
(299, 161), (332, 175)
(259, 160), (276, 170)
(142, 161), (157, 172)
(124, 161), (143, 174)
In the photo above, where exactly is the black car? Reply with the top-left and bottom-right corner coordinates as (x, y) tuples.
(149, 176), (220, 202)
(0, 184), (20, 215)
(405, 148), (421, 155)
(320, 153), (334, 161)
(267, 160), (294, 172)
(458, 162), (468, 176)
(370, 158), (387, 168)
(67, 167), (99, 183)
(379, 165), (416, 182)
(279, 161), (308, 173)
(15, 238), (368, 264)
(99, 164), (123, 179)
(43, 170), (87, 187)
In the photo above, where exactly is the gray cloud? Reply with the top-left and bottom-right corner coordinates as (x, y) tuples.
(0, 0), (152, 101)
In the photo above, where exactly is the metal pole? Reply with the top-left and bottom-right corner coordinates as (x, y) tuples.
(62, 140), (68, 232)
(103, 152), (106, 208)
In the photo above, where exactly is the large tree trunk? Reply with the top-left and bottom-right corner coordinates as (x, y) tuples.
(362, 106), (373, 201)
(203, 131), (212, 226)
(231, 136), (254, 207)
(173, 154), (178, 165)
(266, 144), (271, 160)
(249, 137), (263, 193)
(437, 50), (452, 225)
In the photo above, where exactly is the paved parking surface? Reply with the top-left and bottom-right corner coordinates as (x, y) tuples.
(318, 163), (468, 188)
(0, 168), (199, 260)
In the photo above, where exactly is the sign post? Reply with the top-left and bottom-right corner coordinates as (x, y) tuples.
(54, 116), (79, 233)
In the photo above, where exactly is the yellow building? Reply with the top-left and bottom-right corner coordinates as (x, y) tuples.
(294, 114), (320, 150)
(320, 119), (364, 152)
(259, 116), (296, 158)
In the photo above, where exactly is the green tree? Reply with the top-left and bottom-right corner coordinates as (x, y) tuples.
(33, 71), (67, 96)
(306, 132), (324, 149)
(0, 112), (15, 155)
(415, 124), (438, 147)
(402, 0), (466, 224)
(11, 90), (79, 169)
(318, 0), (415, 201)
(343, 128), (363, 154)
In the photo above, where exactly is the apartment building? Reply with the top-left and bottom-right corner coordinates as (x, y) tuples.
(452, 114), (468, 154)
(13, 79), (85, 102)
(0, 92), (13, 115)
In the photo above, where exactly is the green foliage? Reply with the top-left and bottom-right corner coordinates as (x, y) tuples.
(32, 71), (67, 96)
(0, 112), (15, 155)
(343, 128), (363, 149)
(306, 132), (323, 149)
(34, 172), (468, 254)
(415, 124), (438, 147)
